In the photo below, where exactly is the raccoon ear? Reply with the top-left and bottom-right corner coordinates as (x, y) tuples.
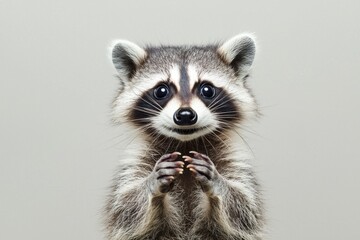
(110, 40), (147, 81)
(217, 33), (256, 78)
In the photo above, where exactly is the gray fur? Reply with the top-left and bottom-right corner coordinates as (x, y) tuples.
(105, 34), (264, 240)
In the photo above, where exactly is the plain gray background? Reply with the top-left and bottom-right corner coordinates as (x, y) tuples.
(1, 0), (359, 239)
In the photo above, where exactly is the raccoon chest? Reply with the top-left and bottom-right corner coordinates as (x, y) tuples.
(172, 169), (201, 227)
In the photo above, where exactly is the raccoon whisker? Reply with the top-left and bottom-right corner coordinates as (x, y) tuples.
(195, 137), (199, 153)
(127, 131), (145, 148)
(133, 107), (159, 116)
(207, 77), (235, 109)
(107, 123), (149, 147)
(206, 126), (231, 150)
(130, 86), (163, 112)
(209, 97), (236, 113)
(146, 131), (164, 158)
(214, 113), (239, 118)
(165, 138), (175, 153)
(200, 136), (209, 156)
(133, 106), (159, 112)
(213, 110), (240, 115)
(165, 135), (176, 155)
(139, 96), (163, 112)
(208, 92), (223, 109)
(207, 76), (235, 109)
(216, 116), (239, 121)
(237, 125), (263, 138)
(213, 103), (258, 114)
(215, 120), (238, 132)
(256, 104), (277, 110)
(146, 139), (160, 157)
(209, 96), (237, 112)
(204, 129), (216, 151)
(174, 139), (182, 155)
(208, 91), (229, 109)
(230, 128), (255, 156)
(133, 85), (164, 110)
(128, 119), (152, 125)
(219, 122), (241, 132)
(146, 128), (164, 143)
(126, 124), (160, 150)
(202, 134), (220, 156)
(145, 127), (165, 146)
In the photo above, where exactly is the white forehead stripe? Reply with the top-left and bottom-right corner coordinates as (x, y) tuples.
(169, 64), (198, 93)
(169, 65), (180, 90)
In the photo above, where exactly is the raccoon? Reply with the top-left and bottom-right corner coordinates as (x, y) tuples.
(104, 33), (264, 240)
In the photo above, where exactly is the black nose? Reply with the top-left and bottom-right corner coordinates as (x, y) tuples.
(173, 108), (197, 126)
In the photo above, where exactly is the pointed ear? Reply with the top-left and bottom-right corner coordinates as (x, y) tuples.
(217, 33), (256, 78)
(110, 40), (147, 82)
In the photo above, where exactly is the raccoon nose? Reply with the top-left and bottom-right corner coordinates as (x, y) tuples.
(174, 108), (197, 126)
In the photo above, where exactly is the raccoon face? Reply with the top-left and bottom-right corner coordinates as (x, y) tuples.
(111, 34), (258, 142)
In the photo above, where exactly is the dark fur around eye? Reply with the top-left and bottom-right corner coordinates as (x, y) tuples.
(197, 85), (242, 127)
(128, 83), (175, 127)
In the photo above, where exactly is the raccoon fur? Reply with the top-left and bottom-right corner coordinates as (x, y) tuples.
(104, 33), (264, 240)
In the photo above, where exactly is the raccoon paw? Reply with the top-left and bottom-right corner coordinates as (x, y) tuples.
(150, 152), (184, 194)
(183, 151), (219, 193)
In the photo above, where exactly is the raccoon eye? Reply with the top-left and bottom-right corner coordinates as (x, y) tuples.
(153, 84), (170, 99)
(200, 84), (216, 99)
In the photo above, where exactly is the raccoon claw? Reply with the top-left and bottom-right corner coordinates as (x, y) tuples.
(150, 152), (184, 194)
(183, 152), (219, 192)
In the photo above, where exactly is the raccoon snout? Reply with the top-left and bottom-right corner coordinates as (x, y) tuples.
(173, 108), (197, 126)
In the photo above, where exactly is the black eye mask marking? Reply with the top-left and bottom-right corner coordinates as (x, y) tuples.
(196, 83), (242, 127)
(129, 82), (176, 127)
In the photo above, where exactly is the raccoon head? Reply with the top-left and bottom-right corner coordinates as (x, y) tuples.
(111, 33), (258, 142)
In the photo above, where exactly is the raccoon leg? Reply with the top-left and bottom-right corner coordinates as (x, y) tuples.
(184, 151), (263, 240)
(105, 152), (184, 240)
